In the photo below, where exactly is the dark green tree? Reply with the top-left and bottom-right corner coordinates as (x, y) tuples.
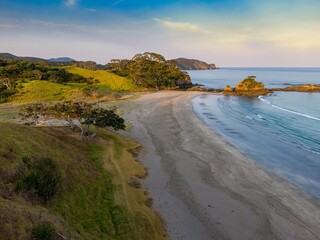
(108, 52), (191, 89)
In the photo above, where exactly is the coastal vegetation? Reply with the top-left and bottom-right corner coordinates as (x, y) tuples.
(0, 122), (167, 239)
(20, 101), (125, 139)
(108, 52), (191, 89)
(0, 60), (92, 103)
(0, 63), (139, 103)
(0, 52), (194, 103)
(0, 53), (177, 239)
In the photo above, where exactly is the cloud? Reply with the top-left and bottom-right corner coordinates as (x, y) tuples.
(28, 20), (139, 35)
(111, 0), (124, 7)
(154, 18), (198, 31)
(87, 8), (97, 12)
(64, 0), (78, 7)
(153, 18), (211, 34)
(0, 23), (17, 29)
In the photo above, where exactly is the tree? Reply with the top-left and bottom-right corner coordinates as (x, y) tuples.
(108, 52), (191, 89)
(20, 101), (126, 140)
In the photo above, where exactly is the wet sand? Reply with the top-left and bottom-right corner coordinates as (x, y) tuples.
(122, 91), (320, 240)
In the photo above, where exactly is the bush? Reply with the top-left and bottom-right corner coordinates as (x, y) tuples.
(32, 222), (57, 240)
(15, 157), (61, 202)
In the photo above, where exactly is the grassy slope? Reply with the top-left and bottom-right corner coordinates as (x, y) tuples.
(0, 123), (166, 240)
(9, 67), (140, 103)
(11, 80), (84, 103)
(65, 67), (138, 91)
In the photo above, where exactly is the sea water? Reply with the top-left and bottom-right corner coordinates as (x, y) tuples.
(190, 68), (320, 198)
(188, 67), (320, 89)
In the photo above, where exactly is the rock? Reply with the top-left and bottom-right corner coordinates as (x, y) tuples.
(224, 76), (269, 96)
(224, 85), (232, 92)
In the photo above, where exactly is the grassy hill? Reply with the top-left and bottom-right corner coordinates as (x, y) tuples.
(65, 67), (138, 91)
(0, 122), (166, 240)
(0, 63), (166, 239)
(8, 67), (141, 103)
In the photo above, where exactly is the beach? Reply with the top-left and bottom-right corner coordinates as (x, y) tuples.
(122, 91), (320, 240)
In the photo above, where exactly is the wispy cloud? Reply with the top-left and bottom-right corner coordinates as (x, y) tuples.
(29, 20), (139, 34)
(64, 0), (78, 8)
(0, 23), (17, 29)
(111, 0), (124, 7)
(153, 18), (211, 34)
(87, 8), (97, 12)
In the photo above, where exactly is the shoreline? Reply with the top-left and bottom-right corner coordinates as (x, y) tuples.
(121, 91), (320, 240)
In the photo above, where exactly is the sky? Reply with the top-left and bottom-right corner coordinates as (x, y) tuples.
(0, 0), (320, 67)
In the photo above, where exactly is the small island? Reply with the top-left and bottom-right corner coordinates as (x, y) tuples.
(224, 76), (269, 96)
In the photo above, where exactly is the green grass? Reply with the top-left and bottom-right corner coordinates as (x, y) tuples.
(65, 67), (139, 91)
(0, 123), (166, 240)
(10, 80), (85, 103)
(4, 67), (141, 104)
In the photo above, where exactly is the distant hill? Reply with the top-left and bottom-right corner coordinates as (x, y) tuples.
(0, 53), (46, 63)
(0, 53), (106, 70)
(48, 57), (76, 62)
(0, 53), (76, 64)
(173, 58), (216, 70)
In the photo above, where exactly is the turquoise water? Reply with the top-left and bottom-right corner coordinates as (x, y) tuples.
(190, 68), (320, 198)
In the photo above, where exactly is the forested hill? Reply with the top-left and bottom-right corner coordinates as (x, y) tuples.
(0, 53), (74, 63)
(173, 58), (216, 70)
(0, 53), (106, 69)
(0, 53), (46, 63)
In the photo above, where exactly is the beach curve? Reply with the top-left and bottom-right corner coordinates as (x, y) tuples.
(121, 91), (320, 240)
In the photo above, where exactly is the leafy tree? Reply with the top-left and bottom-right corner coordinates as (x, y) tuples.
(20, 101), (126, 140)
(108, 52), (191, 89)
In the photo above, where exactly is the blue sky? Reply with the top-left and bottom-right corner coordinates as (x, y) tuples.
(0, 0), (320, 66)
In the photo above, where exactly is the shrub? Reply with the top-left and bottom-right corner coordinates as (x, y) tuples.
(32, 222), (57, 240)
(15, 157), (61, 202)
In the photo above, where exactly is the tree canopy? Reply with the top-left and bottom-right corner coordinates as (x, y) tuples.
(108, 52), (191, 89)
(20, 101), (125, 140)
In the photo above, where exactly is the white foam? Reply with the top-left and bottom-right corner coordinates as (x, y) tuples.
(259, 95), (320, 121)
(258, 96), (271, 105)
(271, 105), (320, 121)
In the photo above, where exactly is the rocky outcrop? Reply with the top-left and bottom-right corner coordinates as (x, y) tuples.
(271, 84), (320, 92)
(224, 76), (269, 96)
(224, 85), (232, 92)
(173, 58), (217, 70)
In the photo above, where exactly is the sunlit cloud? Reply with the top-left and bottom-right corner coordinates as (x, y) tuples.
(153, 18), (211, 34)
(64, 0), (77, 8)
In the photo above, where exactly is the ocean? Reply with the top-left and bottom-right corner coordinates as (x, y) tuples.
(189, 68), (320, 198)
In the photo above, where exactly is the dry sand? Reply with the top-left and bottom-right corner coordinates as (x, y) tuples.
(121, 91), (320, 240)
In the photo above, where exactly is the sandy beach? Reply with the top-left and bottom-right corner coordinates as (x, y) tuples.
(121, 91), (320, 240)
